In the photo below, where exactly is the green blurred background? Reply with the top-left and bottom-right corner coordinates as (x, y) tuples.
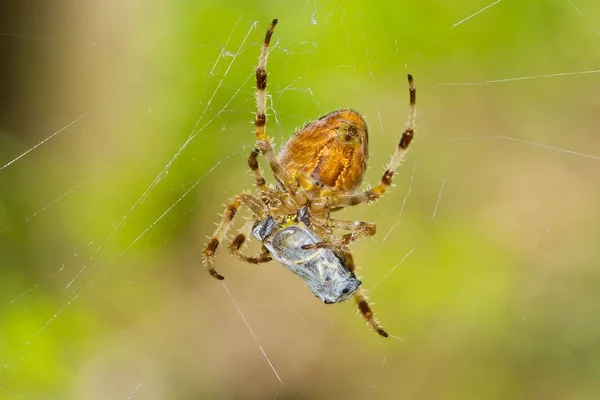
(1, 0), (600, 399)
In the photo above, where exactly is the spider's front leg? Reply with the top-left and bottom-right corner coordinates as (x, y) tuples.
(203, 193), (265, 280)
(301, 218), (377, 250)
(337, 248), (388, 337)
(229, 220), (272, 264)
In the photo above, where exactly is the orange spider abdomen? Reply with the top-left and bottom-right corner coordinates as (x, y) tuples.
(278, 109), (369, 193)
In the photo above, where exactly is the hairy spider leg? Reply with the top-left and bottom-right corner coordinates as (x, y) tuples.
(203, 194), (265, 280)
(229, 220), (273, 264)
(248, 148), (268, 192)
(302, 218), (377, 249)
(338, 249), (388, 337)
(315, 74), (416, 211)
(254, 19), (296, 194)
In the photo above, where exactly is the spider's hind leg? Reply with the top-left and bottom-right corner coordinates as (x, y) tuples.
(254, 19), (299, 198)
(323, 74), (416, 210)
(248, 149), (268, 192)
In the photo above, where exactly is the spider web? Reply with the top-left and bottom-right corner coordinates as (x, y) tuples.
(1, 1), (600, 398)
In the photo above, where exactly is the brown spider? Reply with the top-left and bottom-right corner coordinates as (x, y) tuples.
(203, 19), (416, 337)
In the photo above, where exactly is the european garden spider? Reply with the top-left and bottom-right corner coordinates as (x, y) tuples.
(203, 19), (416, 338)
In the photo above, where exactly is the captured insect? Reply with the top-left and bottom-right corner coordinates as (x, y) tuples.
(251, 208), (361, 305)
(203, 19), (416, 337)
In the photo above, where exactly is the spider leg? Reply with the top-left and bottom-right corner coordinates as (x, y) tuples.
(295, 173), (324, 200)
(317, 74), (416, 211)
(254, 19), (296, 195)
(229, 220), (273, 264)
(301, 218), (376, 249)
(337, 248), (388, 337)
(248, 149), (268, 191)
(203, 193), (265, 280)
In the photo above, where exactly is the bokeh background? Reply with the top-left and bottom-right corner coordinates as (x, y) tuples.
(1, 1), (600, 399)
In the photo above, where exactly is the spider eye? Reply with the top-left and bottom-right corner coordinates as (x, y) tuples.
(340, 287), (350, 295)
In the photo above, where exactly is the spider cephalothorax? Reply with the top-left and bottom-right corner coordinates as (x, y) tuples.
(202, 19), (416, 338)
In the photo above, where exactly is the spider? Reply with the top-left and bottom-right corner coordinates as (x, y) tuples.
(203, 19), (416, 338)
